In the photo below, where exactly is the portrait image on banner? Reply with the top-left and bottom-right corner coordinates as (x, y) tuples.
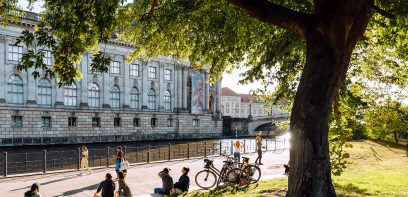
(191, 72), (204, 114)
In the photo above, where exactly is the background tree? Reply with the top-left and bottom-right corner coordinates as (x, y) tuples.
(2, 0), (407, 196)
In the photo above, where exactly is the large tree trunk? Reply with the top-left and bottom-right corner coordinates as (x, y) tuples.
(287, 1), (372, 196)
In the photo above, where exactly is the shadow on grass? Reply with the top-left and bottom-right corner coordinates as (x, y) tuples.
(334, 182), (368, 196)
(370, 139), (408, 157)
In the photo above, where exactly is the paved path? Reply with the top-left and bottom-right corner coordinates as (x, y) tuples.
(0, 150), (289, 197)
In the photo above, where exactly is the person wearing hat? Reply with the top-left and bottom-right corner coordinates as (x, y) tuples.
(154, 168), (174, 195)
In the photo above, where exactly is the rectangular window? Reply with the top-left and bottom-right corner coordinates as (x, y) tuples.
(8, 45), (23, 61)
(11, 116), (22, 128)
(164, 69), (172, 80)
(258, 109), (263, 114)
(236, 103), (239, 108)
(43, 50), (52, 66)
(92, 117), (101, 127)
(151, 118), (157, 127)
(193, 119), (199, 127)
(226, 108), (229, 113)
(110, 61), (120, 74)
(148, 66), (156, 79)
(114, 117), (121, 127)
(133, 118), (140, 127)
(130, 64), (139, 77)
(226, 102), (229, 107)
(167, 118), (173, 127)
(68, 117), (77, 127)
(41, 117), (51, 127)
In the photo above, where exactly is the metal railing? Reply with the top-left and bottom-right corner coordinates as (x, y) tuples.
(1, 138), (288, 177)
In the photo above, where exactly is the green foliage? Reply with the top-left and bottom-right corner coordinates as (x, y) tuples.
(364, 101), (408, 142)
(330, 141), (352, 176)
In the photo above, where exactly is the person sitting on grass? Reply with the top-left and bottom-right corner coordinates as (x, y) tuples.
(173, 167), (190, 193)
(94, 173), (115, 197)
(154, 168), (173, 195)
(24, 183), (41, 197)
(117, 171), (132, 197)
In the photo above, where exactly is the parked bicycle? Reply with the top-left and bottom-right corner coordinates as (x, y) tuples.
(195, 157), (250, 189)
(238, 157), (261, 184)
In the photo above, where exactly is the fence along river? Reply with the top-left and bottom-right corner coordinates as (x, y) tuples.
(0, 136), (289, 177)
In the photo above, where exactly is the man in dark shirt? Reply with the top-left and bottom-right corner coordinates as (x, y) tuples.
(154, 168), (173, 195)
(94, 173), (115, 197)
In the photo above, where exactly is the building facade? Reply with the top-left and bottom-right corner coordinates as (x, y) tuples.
(221, 87), (286, 118)
(0, 13), (222, 146)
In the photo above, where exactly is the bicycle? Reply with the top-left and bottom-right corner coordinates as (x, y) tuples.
(195, 157), (250, 189)
(237, 157), (261, 184)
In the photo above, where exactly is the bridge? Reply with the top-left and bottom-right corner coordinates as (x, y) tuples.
(224, 113), (290, 136)
(248, 113), (290, 135)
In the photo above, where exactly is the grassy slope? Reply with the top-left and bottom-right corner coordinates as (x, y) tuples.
(186, 140), (408, 197)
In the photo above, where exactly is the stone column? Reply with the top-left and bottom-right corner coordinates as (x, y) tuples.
(182, 67), (188, 111)
(102, 62), (110, 108)
(158, 62), (164, 111)
(176, 65), (183, 111)
(79, 54), (88, 108)
(0, 35), (5, 103)
(141, 61), (148, 109)
(122, 60), (130, 109)
(26, 66), (36, 105)
(204, 71), (210, 111)
(215, 79), (222, 119)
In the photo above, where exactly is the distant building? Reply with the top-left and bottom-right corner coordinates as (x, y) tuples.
(221, 87), (286, 118)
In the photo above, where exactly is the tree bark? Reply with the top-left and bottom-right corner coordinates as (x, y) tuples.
(287, 1), (372, 196)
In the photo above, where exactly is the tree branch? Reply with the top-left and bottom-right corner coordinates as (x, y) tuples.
(227, 0), (309, 36)
(371, 4), (395, 19)
(140, 0), (160, 22)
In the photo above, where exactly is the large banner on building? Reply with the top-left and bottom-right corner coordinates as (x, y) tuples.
(191, 72), (204, 114)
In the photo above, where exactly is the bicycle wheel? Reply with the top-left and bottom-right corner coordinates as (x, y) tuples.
(248, 165), (261, 183)
(195, 170), (217, 189)
(225, 168), (250, 188)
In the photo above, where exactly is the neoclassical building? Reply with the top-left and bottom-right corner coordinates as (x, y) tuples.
(0, 12), (222, 146)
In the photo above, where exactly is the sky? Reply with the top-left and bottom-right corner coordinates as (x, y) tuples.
(17, 0), (264, 94)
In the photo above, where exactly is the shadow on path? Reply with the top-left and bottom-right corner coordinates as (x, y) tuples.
(57, 183), (99, 196)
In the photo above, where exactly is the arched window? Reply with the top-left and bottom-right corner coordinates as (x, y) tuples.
(164, 90), (171, 111)
(8, 75), (24, 104)
(148, 89), (156, 110)
(110, 85), (120, 108)
(64, 83), (77, 106)
(88, 83), (100, 108)
(38, 79), (52, 106)
(130, 87), (139, 109)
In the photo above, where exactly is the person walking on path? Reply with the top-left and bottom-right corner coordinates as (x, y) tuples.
(94, 173), (116, 197)
(233, 140), (242, 164)
(173, 167), (190, 193)
(255, 134), (263, 165)
(80, 146), (92, 175)
(154, 168), (173, 195)
(115, 146), (126, 174)
(24, 183), (42, 197)
(116, 171), (132, 197)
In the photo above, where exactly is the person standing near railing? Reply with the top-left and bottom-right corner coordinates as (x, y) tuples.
(80, 146), (92, 175)
(233, 140), (242, 164)
(255, 134), (263, 165)
(115, 146), (127, 178)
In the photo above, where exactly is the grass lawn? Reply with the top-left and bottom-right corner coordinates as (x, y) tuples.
(186, 140), (408, 197)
